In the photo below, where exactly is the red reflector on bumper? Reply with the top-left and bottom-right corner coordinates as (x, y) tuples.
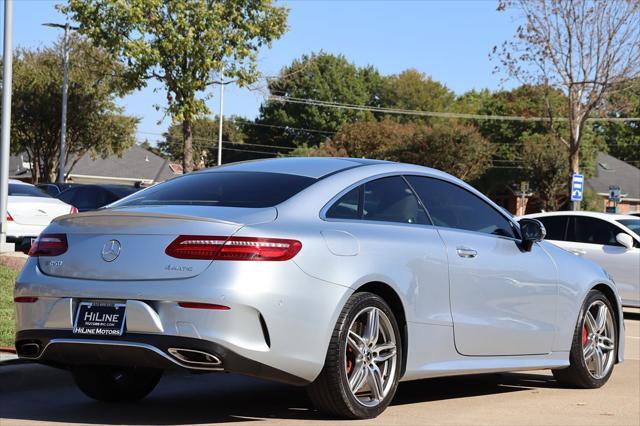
(178, 302), (230, 310)
(14, 297), (38, 303)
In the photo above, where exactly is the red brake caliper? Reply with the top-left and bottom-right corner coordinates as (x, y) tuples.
(582, 325), (588, 346)
(346, 346), (354, 375)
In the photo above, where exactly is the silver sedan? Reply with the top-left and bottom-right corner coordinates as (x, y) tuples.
(14, 158), (624, 419)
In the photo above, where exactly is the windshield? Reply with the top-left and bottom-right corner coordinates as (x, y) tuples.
(112, 171), (317, 208)
(618, 219), (640, 235)
(8, 183), (51, 198)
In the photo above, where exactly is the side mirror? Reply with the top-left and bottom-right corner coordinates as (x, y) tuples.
(616, 233), (634, 250)
(518, 218), (546, 252)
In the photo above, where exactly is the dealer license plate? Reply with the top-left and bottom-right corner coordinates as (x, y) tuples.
(73, 301), (126, 336)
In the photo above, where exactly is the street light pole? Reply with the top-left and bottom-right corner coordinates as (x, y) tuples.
(42, 22), (78, 183)
(0, 0), (14, 251)
(58, 23), (70, 183)
(217, 70), (224, 167)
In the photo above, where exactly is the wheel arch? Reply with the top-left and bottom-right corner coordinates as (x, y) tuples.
(354, 281), (408, 376)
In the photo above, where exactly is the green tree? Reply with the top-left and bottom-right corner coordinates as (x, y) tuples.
(64, 0), (289, 173)
(328, 119), (494, 181)
(520, 133), (568, 211)
(159, 116), (249, 167)
(253, 52), (384, 148)
(5, 36), (137, 183)
(456, 85), (606, 209)
(598, 79), (640, 167)
(378, 69), (455, 124)
(496, 0), (640, 209)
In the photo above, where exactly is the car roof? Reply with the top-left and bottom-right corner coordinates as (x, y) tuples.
(197, 157), (392, 179)
(8, 179), (30, 185)
(523, 211), (639, 221)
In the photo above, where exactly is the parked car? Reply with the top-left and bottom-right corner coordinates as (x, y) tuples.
(56, 184), (139, 212)
(630, 212), (640, 217)
(37, 183), (78, 197)
(6, 179), (77, 252)
(15, 158), (624, 419)
(523, 211), (639, 308)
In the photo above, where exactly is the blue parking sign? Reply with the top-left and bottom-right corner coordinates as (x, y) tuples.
(571, 173), (584, 201)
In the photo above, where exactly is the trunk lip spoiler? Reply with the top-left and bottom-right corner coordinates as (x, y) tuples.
(52, 209), (265, 226)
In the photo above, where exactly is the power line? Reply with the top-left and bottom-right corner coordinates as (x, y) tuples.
(268, 95), (640, 123)
(138, 131), (298, 151)
(236, 121), (335, 135)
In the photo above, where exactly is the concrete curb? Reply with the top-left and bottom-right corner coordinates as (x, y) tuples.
(0, 350), (25, 366)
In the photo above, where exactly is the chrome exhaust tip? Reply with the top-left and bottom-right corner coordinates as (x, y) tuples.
(18, 342), (41, 358)
(167, 348), (222, 367)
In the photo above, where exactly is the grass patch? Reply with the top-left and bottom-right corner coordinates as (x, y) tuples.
(0, 265), (18, 347)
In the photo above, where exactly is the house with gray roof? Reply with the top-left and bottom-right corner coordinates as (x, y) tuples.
(586, 152), (640, 214)
(10, 144), (180, 185)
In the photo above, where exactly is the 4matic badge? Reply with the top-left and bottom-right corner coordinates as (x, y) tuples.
(165, 264), (193, 272)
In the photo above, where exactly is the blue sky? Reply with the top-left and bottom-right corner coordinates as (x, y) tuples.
(2, 0), (518, 144)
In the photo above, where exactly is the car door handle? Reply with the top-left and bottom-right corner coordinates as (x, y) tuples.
(456, 247), (478, 258)
(569, 248), (587, 256)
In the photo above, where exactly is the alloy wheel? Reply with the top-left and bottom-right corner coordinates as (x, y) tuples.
(582, 300), (615, 380)
(344, 306), (398, 407)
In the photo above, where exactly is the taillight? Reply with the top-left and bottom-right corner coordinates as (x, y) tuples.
(165, 236), (302, 261)
(14, 296), (38, 303)
(6, 212), (13, 221)
(28, 234), (68, 257)
(70, 206), (78, 214)
(178, 302), (230, 310)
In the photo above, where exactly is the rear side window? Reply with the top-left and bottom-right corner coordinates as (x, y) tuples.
(326, 187), (360, 219)
(406, 176), (515, 239)
(535, 216), (568, 240)
(326, 176), (429, 225)
(363, 177), (429, 224)
(8, 183), (50, 198)
(567, 216), (623, 246)
(114, 172), (316, 208)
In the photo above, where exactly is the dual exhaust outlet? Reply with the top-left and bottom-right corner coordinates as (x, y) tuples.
(167, 347), (222, 369)
(17, 340), (222, 370)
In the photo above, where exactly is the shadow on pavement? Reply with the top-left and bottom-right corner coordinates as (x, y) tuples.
(0, 363), (557, 425)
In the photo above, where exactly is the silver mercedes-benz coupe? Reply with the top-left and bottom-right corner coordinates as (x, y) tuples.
(15, 158), (624, 419)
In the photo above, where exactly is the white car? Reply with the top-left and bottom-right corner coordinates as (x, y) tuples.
(6, 179), (76, 250)
(523, 211), (640, 307)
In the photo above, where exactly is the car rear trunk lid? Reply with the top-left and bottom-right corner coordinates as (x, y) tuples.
(37, 206), (277, 281)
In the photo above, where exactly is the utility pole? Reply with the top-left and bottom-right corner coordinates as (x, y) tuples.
(217, 70), (224, 166)
(43, 22), (78, 183)
(0, 0), (14, 252)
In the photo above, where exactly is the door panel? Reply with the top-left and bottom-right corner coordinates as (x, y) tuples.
(442, 229), (558, 356)
(405, 175), (558, 356)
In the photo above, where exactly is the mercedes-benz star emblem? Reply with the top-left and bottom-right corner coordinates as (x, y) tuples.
(101, 240), (121, 262)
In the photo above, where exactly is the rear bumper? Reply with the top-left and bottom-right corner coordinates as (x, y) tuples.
(15, 258), (352, 384)
(15, 329), (309, 386)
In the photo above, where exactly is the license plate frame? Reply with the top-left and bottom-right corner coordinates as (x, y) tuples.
(73, 301), (127, 337)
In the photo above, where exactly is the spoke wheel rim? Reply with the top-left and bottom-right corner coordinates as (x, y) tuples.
(344, 306), (398, 407)
(582, 300), (615, 380)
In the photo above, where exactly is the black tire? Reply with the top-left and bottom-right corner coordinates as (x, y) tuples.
(307, 292), (403, 419)
(552, 289), (617, 388)
(72, 365), (162, 402)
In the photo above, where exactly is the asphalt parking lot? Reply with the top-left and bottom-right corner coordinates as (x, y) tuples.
(1, 311), (638, 426)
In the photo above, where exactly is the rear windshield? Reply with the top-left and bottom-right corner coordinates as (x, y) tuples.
(9, 183), (50, 198)
(618, 219), (640, 234)
(113, 172), (316, 208)
(108, 186), (139, 198)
